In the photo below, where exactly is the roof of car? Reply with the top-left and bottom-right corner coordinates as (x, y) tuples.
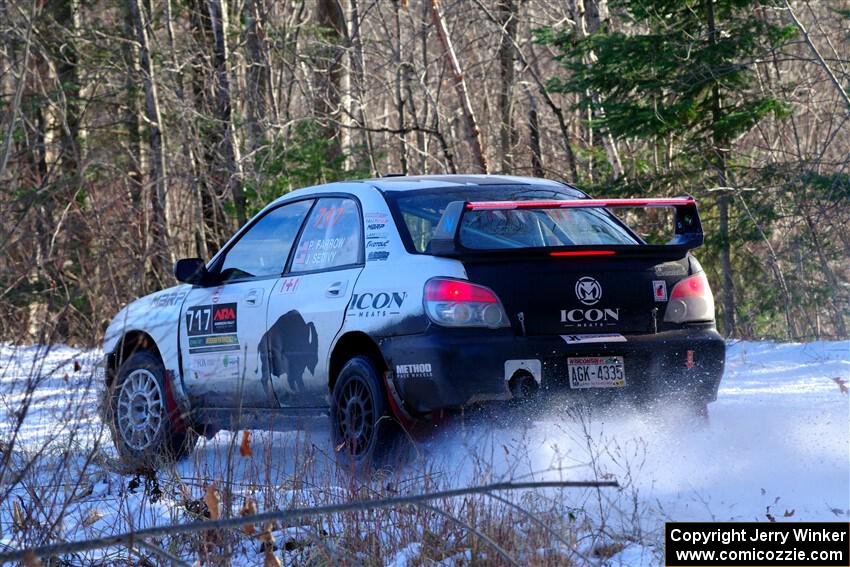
(269, 174), (586, 208)
(359, 174), (581, 193)
(362, 174), (565, 191)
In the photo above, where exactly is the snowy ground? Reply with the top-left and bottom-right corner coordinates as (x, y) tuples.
(0, 340), (847, 565)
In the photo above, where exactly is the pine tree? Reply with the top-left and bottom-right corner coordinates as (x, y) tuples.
(538, 0), (796, 337)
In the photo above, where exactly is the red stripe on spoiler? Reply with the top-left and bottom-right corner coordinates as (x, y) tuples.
(550, 250), (616, 257)
(465, 197), (696, 210)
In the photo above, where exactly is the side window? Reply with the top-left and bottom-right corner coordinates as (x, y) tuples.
(401, 212), (435, 253)
(290, 197), (362, 273)
(218, 200), (313, 281)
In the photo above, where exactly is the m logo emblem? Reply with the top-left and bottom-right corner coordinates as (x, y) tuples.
(575, 277), (602, 306)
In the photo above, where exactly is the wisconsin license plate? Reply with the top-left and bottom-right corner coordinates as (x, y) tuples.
(568, 356), (626, 389)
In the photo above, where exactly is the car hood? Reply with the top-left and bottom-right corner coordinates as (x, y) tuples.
(103, 284), (191, 353)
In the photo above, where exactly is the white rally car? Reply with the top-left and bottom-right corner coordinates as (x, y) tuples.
(101, 175), (724, 469)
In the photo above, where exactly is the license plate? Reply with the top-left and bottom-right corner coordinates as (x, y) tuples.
(568, 356), (626, 389)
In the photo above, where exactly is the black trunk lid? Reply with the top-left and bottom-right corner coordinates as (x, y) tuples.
(463, 252), (691, 336)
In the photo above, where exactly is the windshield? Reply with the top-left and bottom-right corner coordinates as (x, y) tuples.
(386, 186), (641, 253)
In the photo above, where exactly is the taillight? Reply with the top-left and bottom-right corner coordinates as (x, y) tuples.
(424, 278), (510, 329)
(663, 272), (715, 323)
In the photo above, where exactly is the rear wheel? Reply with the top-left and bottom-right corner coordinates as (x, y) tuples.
(108, 351), (196, 469)
(331, 356), (405, 473)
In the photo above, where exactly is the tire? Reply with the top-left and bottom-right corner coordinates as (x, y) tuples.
(108, 350), (196, 469)
(331, 356), (405, 473)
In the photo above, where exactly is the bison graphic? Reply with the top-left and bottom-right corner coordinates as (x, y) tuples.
(257, 310), (318, 398)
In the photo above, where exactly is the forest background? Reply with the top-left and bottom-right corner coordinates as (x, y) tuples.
(0, 0), (847, 344)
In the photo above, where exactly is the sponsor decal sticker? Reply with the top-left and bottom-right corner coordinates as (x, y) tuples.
(212, 303), (237, 333)
(563, 277), (619, 327)
(365, 239), (389, 249)
(367, 251), (390, 262)
(395, 363), (432, 378)
(293, 238), (347, 267)
(365, 212), (389, 224)
(653, 280), (668, 302)
(347, 291), (408, 318)
(365, 212), (390, 241)
(190, 353), (241, 380)
(151, 290), (187, 308)
(654, 262), (686, 276)
(188, 334), (240, 353)
(575, 276), (602, 306)
(313, 206), (345, 228)
(186, 303), (238, 336)
(560, 308), (620, 327)
(280, 277), (301, 294)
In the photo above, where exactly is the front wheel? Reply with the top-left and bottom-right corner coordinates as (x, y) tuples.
(331, 356), (405, 473)
(108, 351), (196, 469)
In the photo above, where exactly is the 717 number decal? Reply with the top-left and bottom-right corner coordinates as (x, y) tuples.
(186, 303), (238, 336)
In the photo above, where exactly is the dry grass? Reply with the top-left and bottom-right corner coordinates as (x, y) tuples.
(0, 344), (656, 566)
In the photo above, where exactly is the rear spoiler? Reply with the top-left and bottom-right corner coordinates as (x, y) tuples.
(430, 197), (703, 257)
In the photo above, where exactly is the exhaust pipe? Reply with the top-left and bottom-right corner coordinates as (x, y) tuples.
(508, 371), (539, 401)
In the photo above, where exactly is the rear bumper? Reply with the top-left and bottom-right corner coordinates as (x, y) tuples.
(380, 327), (725, 414)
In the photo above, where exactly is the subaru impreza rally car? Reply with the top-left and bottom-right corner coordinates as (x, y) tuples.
(100, 175), (725, 468)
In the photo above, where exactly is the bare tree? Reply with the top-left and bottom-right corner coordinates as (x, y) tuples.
(126, 0), (172, 283)
(431, 0), (488, 173)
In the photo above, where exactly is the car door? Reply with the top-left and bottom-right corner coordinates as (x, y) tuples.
(263, 196), (364, 407)
(181, 200), (313, 409)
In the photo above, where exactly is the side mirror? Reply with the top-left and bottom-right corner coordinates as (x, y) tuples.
(174, 258), (210, 285)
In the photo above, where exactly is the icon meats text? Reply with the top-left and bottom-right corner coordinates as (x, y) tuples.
(347, 291), (407, 318)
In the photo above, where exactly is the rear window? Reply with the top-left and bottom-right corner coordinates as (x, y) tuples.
(387, 186), (641, 253)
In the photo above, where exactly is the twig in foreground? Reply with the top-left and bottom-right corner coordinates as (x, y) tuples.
(0, 479), (618, 564)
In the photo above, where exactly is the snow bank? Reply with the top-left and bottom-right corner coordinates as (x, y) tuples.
(0, 339), (847, 564)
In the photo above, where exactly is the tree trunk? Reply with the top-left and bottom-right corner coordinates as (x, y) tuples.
(803, 213), (848, 337)
(497, 0), (517, 173)
(208, 0), (246, 226)
(121, 4), (146, 291)
(706, 0), (736, 337)
(522, 83), (544, 177)
(127, 0), (172, 285)
(473, 0), (577, 180)
(243, 0), (269, 154)
(393, 0), (408, 174)
(431, 0), (488, 173)
(349, 0), (376, 173)
(570, 0), (624, 179)
(187, 0), (227, 253)
(315, 0), (346, 165)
